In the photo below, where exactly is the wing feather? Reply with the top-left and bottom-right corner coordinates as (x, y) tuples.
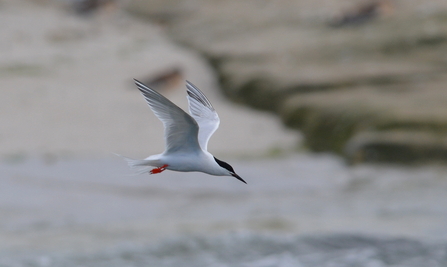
(186, 81), (220, 151)
(134, 79), (200, 154)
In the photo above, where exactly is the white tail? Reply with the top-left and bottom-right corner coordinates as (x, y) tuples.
(116, 154), (155, 175)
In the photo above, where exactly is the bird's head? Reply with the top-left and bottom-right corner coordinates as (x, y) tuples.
(214, 157), (246, 184)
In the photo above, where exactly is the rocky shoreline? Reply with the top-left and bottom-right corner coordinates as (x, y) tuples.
(125, 0), (447, 163)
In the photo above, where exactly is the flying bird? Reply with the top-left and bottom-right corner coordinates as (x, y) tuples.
(120, 79), (246, 184)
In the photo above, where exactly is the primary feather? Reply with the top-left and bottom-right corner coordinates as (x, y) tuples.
(134, 79), (200, 154)
(186, 81), (220, 151)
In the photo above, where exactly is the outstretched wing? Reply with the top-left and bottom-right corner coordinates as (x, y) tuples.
(134, 79), (201, 154)
(186, 81), (220, 151)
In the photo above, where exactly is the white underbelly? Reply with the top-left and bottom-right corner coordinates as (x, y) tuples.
(161, 153), (222, 175)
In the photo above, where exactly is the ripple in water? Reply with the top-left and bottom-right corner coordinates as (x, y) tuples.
(3, 233), (447, 267)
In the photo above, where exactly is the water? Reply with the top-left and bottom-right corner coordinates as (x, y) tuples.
(2, 233), (447, 266)
(1, 154), (447, 266)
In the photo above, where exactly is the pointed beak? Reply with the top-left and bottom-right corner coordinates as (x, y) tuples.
(231, 173), (247, 184)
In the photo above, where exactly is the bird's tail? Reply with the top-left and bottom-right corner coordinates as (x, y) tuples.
(116, 154), (155, 175)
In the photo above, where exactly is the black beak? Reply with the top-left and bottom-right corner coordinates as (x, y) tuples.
(231, 173), (247, 184)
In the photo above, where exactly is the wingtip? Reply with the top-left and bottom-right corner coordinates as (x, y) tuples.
(185, 80), (199, 90)
(133, 78), (143, 85)
(133, 79), (157, 96)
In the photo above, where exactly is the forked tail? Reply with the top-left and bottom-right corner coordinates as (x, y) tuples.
(116, 154), (155, 175)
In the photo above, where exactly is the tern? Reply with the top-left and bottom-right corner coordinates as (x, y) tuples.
(120, 79), (246, 184)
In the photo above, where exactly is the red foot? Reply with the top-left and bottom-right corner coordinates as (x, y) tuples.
(150, 164), (168, 174)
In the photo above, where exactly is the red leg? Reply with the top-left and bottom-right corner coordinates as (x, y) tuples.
(150, 164), (168, 174)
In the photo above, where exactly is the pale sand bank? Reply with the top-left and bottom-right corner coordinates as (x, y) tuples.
(0, 0), (298, 159)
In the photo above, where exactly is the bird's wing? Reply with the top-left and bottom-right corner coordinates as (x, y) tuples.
(134, 79), (201, 154)
(186, 81), (220, 151)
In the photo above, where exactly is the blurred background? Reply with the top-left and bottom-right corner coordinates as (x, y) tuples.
(2, 0), (447, 266)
